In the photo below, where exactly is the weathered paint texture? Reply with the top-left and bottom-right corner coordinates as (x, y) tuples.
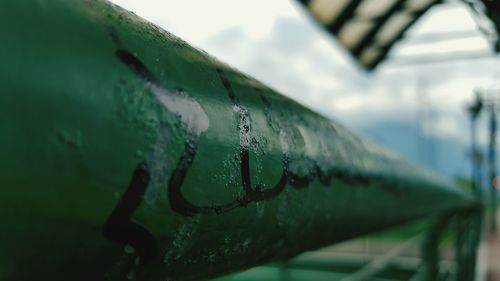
(0, 1), (476, 280)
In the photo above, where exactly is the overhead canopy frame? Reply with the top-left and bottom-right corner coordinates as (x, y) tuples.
(297, 0), (444, 70)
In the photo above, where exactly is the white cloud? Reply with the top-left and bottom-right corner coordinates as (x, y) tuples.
(109, 0), (302, 44)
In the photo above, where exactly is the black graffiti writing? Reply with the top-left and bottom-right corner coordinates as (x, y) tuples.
(114, 50), (290, 216)
(102, 164), (157, 261)
(114, 50), (400, 219)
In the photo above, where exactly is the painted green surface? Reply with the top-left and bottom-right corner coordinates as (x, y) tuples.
(0, 0), (477, 280)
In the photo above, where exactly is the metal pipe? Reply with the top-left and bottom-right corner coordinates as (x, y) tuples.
(0, 0), (478, 280)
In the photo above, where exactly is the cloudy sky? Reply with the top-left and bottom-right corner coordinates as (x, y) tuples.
(109, 0), (500, 178)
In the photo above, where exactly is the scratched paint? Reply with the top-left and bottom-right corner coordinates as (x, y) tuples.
(0, 0), (477, 281)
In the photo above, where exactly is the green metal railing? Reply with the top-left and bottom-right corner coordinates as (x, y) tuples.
(0, 0), (481, 280)
(214, 210), (483, 281)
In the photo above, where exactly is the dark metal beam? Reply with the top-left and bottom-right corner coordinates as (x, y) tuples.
(351, 0), (408, 57)
(367, 1), (444, 69)
(327, 0), (364, 34)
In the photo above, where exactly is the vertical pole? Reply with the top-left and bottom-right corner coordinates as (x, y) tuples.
(489, 102), (498, 233)
(471, 113), (478, 194)
(459, 93), (484, 281)
(468, 92), (483, 197)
